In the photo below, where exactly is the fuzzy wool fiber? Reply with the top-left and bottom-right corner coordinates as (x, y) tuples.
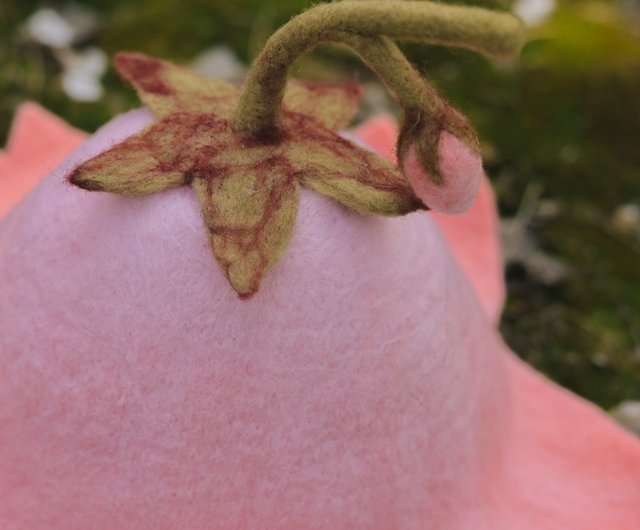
(1, 108), (639, 529)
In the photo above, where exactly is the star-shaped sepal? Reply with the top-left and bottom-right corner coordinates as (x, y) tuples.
(70, 53), (423, 297)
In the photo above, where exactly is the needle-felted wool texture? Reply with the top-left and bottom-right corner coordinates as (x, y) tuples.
(69, 1), (529, 297)
(353, 115), (506, 323)
(0, 103), (86, 217)
(1, 109), (640, 529)
(70, 52), (421, 297)
(233, 1), (523, 214)
(3, 1), (640, 527)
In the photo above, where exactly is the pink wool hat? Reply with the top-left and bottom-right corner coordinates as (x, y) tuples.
(2, 102), (639, 530)
(2, 1), (640, 527)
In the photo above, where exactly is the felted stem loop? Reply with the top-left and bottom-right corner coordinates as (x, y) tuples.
(336, 33), (440, 116)
(333, 32), (466, 183)
(233, 0), (525, 134)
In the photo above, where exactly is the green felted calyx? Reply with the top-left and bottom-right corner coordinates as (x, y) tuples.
(114, 52), (363, 130)
(71, 53), (417, 297)
(70, 1), (526, 298)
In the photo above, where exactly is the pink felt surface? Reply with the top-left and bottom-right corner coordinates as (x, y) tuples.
(353, 117), (505, 323)
(1, 108), (639, 529)
(0, 102), (86, 218)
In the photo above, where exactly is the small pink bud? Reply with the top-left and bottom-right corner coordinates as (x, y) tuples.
(404, 130), (483, 215)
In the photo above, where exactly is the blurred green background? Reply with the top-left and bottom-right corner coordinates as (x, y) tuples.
(1, 0), (639, 411)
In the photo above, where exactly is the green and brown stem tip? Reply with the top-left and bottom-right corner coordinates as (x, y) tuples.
(69, 0), (526, 297)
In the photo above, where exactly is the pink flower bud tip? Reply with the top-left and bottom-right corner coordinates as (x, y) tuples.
(404, 130), (484, 215)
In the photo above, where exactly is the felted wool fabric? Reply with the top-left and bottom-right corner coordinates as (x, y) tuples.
(0, 102), (86, 218)
(1, 109), (640, 530)
(404, 134), (483, 215)
(352, 116), (505, 323)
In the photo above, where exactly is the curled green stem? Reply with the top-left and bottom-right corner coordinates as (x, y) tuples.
(233, 0), (525, 134)
(338, 32), (441, 116)
(333, 32), (476, 183)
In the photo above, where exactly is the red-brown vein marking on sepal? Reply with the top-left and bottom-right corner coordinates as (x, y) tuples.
(114, 53), (363, 131)
(115, 52), (174, 96)
(69, 112), (234, 195)
(68, 78), (420, 297)
(284, 80), (364, 132)
(190, 152), (300, 298)
(281, 112), (424, 215)
(68, 126), (184, 195)
(114, 52), (238, 120)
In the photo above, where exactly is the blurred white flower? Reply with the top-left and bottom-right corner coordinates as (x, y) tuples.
(58, 47), (108, 102)
(192, 46), (246, 83)
(610, 401), (640, 436)
(612, 203), (640, 236)
(62, 70), (104, 102)
(23, 5), (100, 48)
(22, 5), (106, 103)
(25, 8), (75, 48)
(514, 0), (557, 26)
